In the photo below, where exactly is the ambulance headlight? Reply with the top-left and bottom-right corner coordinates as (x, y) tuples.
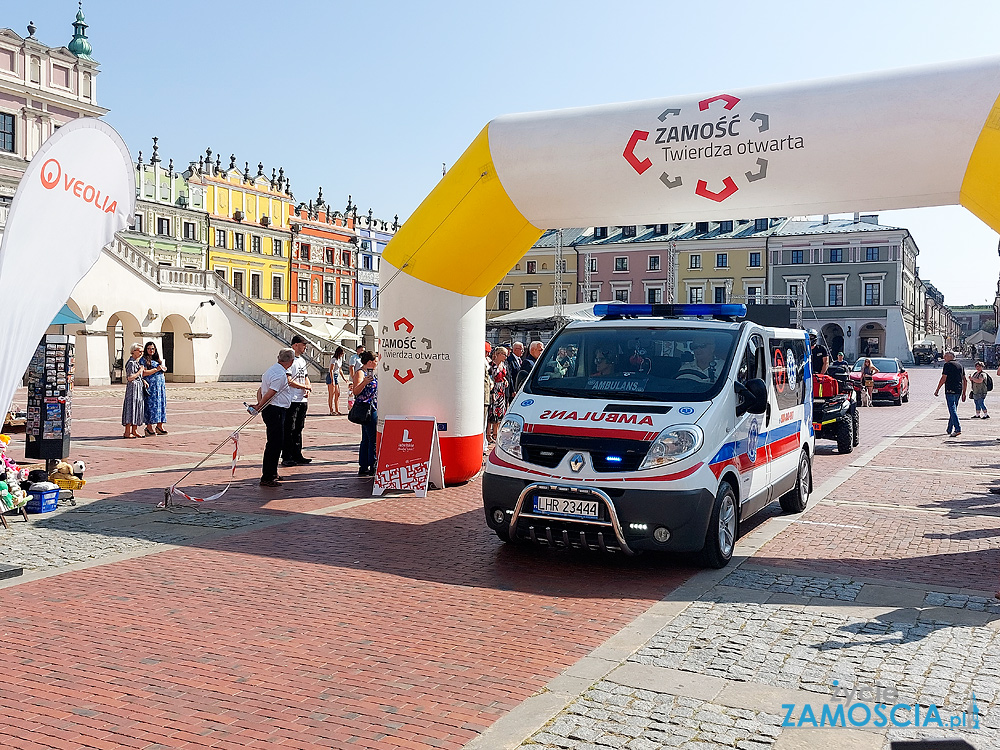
(496, 414), (524, 458)
(639, 425), (703, 470)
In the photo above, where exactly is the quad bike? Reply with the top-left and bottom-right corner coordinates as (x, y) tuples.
(812, 371), (860, 454)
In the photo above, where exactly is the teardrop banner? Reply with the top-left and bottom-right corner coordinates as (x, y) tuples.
(0, 118), (135, 417)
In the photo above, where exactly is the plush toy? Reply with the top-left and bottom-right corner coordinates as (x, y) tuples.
(0, 480), (12, 511)
(72, 460), (86, 479)
(54, 461), (73, 475)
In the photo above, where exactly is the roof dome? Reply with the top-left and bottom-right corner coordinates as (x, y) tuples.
(67, 4), (94, 60)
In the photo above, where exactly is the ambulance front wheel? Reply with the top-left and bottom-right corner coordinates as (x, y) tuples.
(702, 481), (738, 569)
(779, 451), (812, 514)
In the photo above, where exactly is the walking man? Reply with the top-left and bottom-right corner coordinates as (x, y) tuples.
(934, 350), (966, 437)
(282, 335), (313, 466)
(252, 348), (296, 487)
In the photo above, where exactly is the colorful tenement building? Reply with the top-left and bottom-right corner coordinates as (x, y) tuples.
(190, 149), (296, 315)
(288, 188), (359, 341)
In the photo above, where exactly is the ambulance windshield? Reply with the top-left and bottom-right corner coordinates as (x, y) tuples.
(527, 326), (739, 401)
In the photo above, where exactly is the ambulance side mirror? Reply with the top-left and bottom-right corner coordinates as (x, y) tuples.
(735, 378), (768, 416)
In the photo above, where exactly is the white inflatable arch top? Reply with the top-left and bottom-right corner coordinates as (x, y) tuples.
(379, 56), (1000, 483)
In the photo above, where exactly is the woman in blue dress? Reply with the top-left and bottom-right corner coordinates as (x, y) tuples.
(141, 341), (168, 435)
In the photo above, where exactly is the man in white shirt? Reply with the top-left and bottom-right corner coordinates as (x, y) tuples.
(282, 336), (313, 467)
(251, 348), (296, 487)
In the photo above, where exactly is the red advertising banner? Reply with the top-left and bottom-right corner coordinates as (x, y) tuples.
(373, 416), (445, 497)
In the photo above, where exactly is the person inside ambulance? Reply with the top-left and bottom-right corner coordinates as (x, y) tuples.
(592, 346), (616, 377)
(677, 334), (721, 382)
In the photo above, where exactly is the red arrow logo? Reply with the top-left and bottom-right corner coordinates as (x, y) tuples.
(695, 177), (739, 202)
(623, 130), (652, 175)
(394, 368), (414, 384)
(393, 317), (413, 333)
(698, 94), (740, 111)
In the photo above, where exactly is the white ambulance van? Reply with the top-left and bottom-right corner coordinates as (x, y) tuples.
(483, 303), (813, 568)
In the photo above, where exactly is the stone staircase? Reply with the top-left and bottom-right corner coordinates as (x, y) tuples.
(107, 234), (329, 375)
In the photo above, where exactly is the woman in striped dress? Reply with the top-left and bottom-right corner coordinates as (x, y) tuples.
(121, 343), (146, 439)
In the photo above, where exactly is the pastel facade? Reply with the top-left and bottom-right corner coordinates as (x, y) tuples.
(0, 13), (105, 203)
(355, 208), (398, 350)
(488, 229), (581, 318)
(191, 151), (295, 316)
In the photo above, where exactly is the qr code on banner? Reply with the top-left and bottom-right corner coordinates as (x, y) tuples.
(377, 461), (429, 492)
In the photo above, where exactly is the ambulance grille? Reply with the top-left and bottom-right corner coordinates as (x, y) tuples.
(520, 434), (650, 472)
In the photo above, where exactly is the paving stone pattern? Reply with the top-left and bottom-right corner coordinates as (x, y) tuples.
(721, 568), (863, 601)
(631, 599), (1000, 717)
(0, 502), (266, 571)
(523, 683), (783, 750)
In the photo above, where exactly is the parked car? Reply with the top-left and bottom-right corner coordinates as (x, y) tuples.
(848, 357), (910, 405)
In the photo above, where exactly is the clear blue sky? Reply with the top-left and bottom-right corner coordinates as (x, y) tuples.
(23, 0), (1000, 305)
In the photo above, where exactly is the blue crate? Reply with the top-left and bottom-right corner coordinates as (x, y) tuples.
(25, 488), (58, 514)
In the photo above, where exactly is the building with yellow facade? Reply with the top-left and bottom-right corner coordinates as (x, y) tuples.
(487, 229), (582, 320)
(187, 150), (294, 315)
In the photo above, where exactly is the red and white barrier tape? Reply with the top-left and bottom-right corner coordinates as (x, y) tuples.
(160, 433), (239, 506)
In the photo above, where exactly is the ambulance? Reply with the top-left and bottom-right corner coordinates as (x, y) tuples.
(482, 303), (813, 568)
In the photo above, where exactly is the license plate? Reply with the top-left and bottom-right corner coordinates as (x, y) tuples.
(533, 495), (600, 519)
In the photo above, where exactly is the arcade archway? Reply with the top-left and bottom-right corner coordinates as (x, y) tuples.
(380, 56), (1000, 483)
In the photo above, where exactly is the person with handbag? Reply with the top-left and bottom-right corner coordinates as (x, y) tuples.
(140, 341), (169, 436)
(350, 350), (378, 477)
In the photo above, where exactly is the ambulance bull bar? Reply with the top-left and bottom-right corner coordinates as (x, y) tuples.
(510, 483), (635, 555)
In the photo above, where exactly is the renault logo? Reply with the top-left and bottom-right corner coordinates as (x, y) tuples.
(569, 453), (585, 473)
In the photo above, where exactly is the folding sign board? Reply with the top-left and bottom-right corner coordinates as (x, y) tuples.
(373, 416), (445, 497)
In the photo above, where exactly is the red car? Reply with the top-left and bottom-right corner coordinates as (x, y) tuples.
(849, 357), (910, 405)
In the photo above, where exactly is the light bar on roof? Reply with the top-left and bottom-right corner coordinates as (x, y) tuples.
(593, 303), (747, 318)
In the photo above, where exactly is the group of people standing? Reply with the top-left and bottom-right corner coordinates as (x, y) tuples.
(485, 340), (543, 442)
(935, 352), (995, 437)
(249, 338), (379, 486)
(121, 341), (169, 439)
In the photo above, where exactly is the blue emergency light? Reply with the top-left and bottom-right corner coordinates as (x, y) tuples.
(594, 303), (747, 319)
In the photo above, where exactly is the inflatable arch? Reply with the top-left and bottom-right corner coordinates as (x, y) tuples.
(379, 56), (1000, 483)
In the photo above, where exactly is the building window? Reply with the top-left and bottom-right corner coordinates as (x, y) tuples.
(251, 235), (261, 254)
(300, 243), (309, 261)
(648, 256), (660, 271)
(0, 113), (14, 153)
(133, 213), (144, 233)
(696, 221), (709, 234)
(234, 233), (245, 251)
(716, 253), (728, 268)
(324, 247), (333, 265)
(788, 283), (800, 302)
(830, 248), (843, 263)
(526, 289), (538, 308)
(690, 254), (701, 269)
(747, 286), (761, 304)
(689, 287), (704, 303)
(526, 260), (537, 274)
(250, 273), (261, 299)
(864, 282), (881, 306)
(183, 221), (196, 240)
(594, 227), (608, 239)
(341, 250), (351, 267)
(653, 224), (668, 235)
(587, 289), (598, 302)
(614, 257), (628, 271)
(214, 267), (226, 281)
(714, 287), (727, 303)
(754, 218), (768, 231)
(588, 257), (597, 272)
(294, 278), (307, 302)
(273, 239), (283, 257)
(647, 288), (662, 304)
(498, 290), (510, 310)
(156, 217), (171, 236)
(622, 225), (636, 238)
(749, 252), (761, 267)
(363, 288), (373, 309)
(720, 220), (733, 233)
(232, 270), (244, 295)
(614, 289), (629, 302)
(272, 275), (283, 300)
(866, 247), (879, 261)
(556, 289), (568, 304)
(361, 239), (370, 251)
(324, 282), (334, 305)
(363, 254), (372, 270)
(341, 283), (350, 306)
(828, 283), (844, 306)
(791, 250), (804, 264)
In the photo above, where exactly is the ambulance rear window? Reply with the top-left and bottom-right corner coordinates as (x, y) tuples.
(527, 326), (739, 402)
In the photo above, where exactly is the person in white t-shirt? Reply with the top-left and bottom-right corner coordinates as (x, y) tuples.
(282, 335), (313, 467)
(251, 348), (295, 487)
(347, 344), (365, 409)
